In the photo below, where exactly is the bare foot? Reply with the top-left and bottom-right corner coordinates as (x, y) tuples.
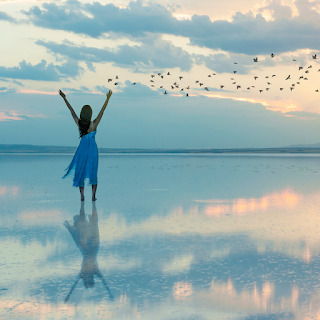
(92, 197), (97, 201)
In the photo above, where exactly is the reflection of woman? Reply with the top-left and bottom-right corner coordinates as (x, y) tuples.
(63, 202), (113, 302)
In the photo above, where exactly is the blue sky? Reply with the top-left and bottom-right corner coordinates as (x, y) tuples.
(1, 0), (320, 148)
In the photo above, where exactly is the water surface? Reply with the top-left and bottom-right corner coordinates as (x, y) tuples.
(1, 154), (320, 319)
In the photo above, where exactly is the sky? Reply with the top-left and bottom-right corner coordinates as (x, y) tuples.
(1, 0), (320, 148)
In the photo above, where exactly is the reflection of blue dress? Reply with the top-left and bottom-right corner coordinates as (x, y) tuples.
(63, 130), (98, 187)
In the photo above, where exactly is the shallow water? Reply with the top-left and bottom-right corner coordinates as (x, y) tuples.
(1, 154), (320, 319)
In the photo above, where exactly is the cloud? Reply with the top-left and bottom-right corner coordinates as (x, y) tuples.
(0, 111), (25, 121)
(0, 59), (83, 81)
(0, 11), (15, 23)
(23, 0), (320, 55)
(0, 87), (16, 94)
(36, 37), (193, 71)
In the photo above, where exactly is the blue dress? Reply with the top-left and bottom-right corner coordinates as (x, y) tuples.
(63, 126), (98, 187)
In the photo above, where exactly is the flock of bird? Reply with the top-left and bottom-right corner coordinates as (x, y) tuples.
(107, 53), (320, 96)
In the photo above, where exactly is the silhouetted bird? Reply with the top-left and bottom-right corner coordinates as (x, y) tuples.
(232, 82), (236, 84)
(237, 86), (241, 89)
(285, 75), (290, 80)
(179, 77), (183, 80)
(181, 88), (184, 91)
(304, 78), (308, 80)
(186, 86), (190, 89)
(151, 75), (155, 78)
(167, 72), (171, 75)
(254, 77), (258, 80)
(316, 89), (319, 92)
(253, 57), (258, 62)
(150, 80), (154, 82)
(247, 87), (250, 90)
(171, 86), (174, 89)
(204, 87), (209, 91)
(259, 90), (263, 93)
(308, 65), (312, 68)
(265, 76), (269, 78)
(164, 91), (168, 94)
(290, 87), (294, 91)
(271, 53), (274, 58)
(272, 75), (276, 77)
(280, 88), (283, 91)
(220, 85), (225, 89)
(293, 59), (296, 61)
(299, 67), (303, 70)
(267, 82), (271, 85)
(296, 82), (300, 84)
(186, 93), (189, 96)
(212, 73), (216, 75)
(291, 84), (295, 86)
(115, 76), (118, 79)
(305, 70), (309, 73)
(266, 88), (270, 91)
(151, 85), (155, 87)
(160, 86), (163, 88)
(108, 79), (112, 82)
(158, 73), (162, 76)
(132, 82), (136, 85)
(195, 80), (199, 83)
(231, 78), (234, 80)
(208, 75), (211, 77)
(312, 54), (317, 59)
(233, 71), (237, 74)
(299, 76), (304, 79)
(161, 76), (164, 79)
(234, 62), (238, 64)
(199, 83), (203, 86)
(114, 82), (118, 85)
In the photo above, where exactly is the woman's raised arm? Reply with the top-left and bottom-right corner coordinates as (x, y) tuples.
(59, 89), (79, 126)
(93, 90), (112, 128)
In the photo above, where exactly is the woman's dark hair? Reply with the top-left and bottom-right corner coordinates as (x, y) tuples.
(79, 105), (92, 138)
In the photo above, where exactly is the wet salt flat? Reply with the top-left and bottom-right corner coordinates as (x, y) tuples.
(2, 154), (320, 319)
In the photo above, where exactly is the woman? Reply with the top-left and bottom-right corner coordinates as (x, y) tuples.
(59, 89), (112, 201)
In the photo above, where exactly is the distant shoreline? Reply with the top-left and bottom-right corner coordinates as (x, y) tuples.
(2, 144), (320, 154)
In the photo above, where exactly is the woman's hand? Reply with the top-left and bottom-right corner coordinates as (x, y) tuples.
(59, 89), (66, 99)
(106, 90), (112, 101)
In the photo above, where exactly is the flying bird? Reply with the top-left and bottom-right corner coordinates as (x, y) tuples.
(208, 75), (211, 77)
(232, 82), (236, 84)
(280, 88), (283, 91)
(234, 62), (238, 64)
(160, 86), (163, 88)
(132, 82), (136, 85)
(271, 53), (275, 58)
(266, 88), (270, 91)
(161, 75), (164, 79)
(265, 76), (269, 78)
(285, 75), (291, 80)
(114, 82), (118, 85)
(247, 87), (250, 90)
(304, 77), (308, 80)
(237, 85), (241, 89)
(108, 79), (112, 82)
(267, 82), (271, 85)
(293, 59), (297, 61)
(181, 88), (184, 91)
(167, 72), (171, 75)
(308, 65), (312, 68)
(259, 90), (263, 93)
(312, 54), (317, 59)
(204, 87), (209, 91)
(179, 76), (183, 80)
(299, 76), (304, 79)
(233, 71), (237, 74)
(186, 93), (189, 97)
(195, 80), (199, 83)
(150, 80), (154, 82)
(199, 83), (204, 86)
(163, 91), (168, 94)
(186, 86), (190, 89)
(272, 75), (276, 77)
(151, 75), (155, 78)
(290, 87), (294, 91)
(253, 57), (258, 62)
(220, 85), (225, 89)
(158, 73), (162, 76)
(171, 86), (174, 89)
(299, 67), (303, 70)
(115, 75), (119, 79)
(316, 89), (319, 92)
(254, 77), (258, 80)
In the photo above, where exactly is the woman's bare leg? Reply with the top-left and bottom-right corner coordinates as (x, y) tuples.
(92, 184), (97, 201)
(79, 186), (84, 201)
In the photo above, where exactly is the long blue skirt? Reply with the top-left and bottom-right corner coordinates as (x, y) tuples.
(63, 131), (98, 187)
